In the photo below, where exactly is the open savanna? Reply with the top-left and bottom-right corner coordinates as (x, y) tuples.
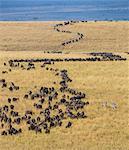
(0, 21), (129, 52)
(0, 21), (129, 150)
(0, 51), (129, 150)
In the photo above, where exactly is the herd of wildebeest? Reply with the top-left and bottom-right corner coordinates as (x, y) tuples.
(0, 20), (128, 136)
(0, 57), (90, 136)
(0, 51), (127, 136)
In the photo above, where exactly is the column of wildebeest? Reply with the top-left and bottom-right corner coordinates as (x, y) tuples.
(53, 21), (85, 47)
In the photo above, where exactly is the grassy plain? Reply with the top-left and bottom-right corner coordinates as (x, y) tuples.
(0, 21), (129, 150)
(0, 21), (128, 52)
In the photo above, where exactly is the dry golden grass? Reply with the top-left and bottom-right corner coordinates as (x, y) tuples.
(0, 51), (129, 150)
(0, 21), (129, 52)
(0, 21), (129, 150)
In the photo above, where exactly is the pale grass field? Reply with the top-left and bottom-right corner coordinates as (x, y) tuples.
(0, 51), (129, 150)
(0, 21), (129, 52)
(0, 21), (129, 150)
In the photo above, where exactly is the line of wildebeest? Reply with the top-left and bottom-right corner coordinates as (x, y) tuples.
(0, 58), (90, 136)
(2, 52), (127, 74)
(53, 20), (120, 48)
(54, 20), (84, 46)
(2, 53), (126, 72)
(1, 52), (127, 74)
